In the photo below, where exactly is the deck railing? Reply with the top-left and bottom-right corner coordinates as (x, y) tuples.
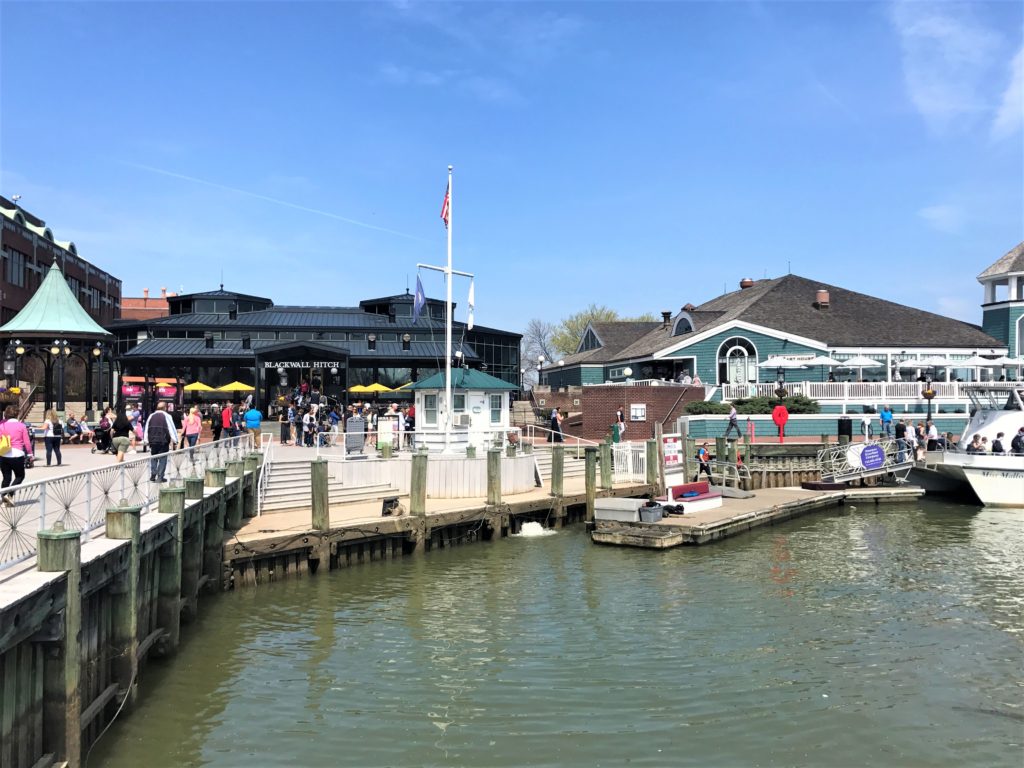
(720, 381), (1018, 402)
(0, 434), (252, 573)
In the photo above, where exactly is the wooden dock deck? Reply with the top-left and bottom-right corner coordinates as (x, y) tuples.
(592, 486), (925, 548)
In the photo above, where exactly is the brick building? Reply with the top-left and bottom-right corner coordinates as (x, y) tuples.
(121, 287), (176, 321)
(0, 196), (122, 326)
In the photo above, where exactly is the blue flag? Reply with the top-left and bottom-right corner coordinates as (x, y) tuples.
(413, 275), (426, 324)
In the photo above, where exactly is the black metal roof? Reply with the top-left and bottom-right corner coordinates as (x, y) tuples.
(122, 337), (480, 361)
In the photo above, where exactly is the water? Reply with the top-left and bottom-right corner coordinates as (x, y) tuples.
(92, 500), (1023, 767)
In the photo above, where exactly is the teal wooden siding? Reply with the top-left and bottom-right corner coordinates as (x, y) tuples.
(664, 328), (821, 384)
(982, 307), (1010, 345)
(546, 366), (582, 388)
(684, 414), (968, 440)
(581, 366), (605, 385)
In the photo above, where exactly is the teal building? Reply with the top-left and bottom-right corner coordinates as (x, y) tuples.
(979, 242), (1024, 359)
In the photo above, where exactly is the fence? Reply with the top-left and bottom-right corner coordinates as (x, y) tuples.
(0, 434), (252, 573)
(612, 441), (648, 484)
(720, 381), (1008, 402)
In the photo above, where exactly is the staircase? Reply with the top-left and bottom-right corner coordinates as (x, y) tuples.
(261, 458), (400, 513)
(532, 446), (588, 483)
(25, 401), (89, 423)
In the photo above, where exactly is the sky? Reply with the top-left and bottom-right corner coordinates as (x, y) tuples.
(1, 0), (1022, 335)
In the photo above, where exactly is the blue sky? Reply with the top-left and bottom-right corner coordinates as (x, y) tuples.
(1, 1), (1021, 333)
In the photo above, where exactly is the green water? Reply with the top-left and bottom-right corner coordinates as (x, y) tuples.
(92, 501), (1023, 767)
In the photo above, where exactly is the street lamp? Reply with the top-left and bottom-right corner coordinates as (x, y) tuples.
(537, 355), (545, 386)
(51, 339), (70, 413)
(520, 367), (525, 391)
(623, 366), (633, 380)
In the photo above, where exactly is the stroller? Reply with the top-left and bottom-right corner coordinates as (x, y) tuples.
(91, 417), (114, 454)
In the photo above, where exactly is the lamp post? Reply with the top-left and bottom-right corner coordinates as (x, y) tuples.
(50, 339), (70, 414)
(922, 376), (936, 422)
(520, 367), (525, 392)
(537, 355), (545, 386)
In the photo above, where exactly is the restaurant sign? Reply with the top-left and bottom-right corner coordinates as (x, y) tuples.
(263, 361), (342, 369)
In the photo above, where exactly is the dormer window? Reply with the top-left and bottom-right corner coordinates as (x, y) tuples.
(580, 328), (601, 352)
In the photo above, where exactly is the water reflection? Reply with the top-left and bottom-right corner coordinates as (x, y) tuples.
(94, 501), (1024, 768)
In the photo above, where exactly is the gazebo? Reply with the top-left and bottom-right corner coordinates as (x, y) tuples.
(0, 262), (113, 414)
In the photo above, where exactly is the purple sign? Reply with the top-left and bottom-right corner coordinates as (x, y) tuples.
(861, 444), (885, 470)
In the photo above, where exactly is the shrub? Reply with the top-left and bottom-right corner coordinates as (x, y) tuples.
(683, 400), (732, 415)
(686, 395), (821, 415)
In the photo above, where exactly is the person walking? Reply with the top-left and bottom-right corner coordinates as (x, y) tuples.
(879, 405), (894, 438)
(183, 405), (203, 449)
(244, 404), (263, 447)
(615, 407), (626, 439)
(143, 403), (177, 483)
(554, 409), (565, 443)
(0, 406), (32, 504)
(210, 404), (223, 442)
(221, 402), (234, 438)
(42, 409), (64, 467)
(724, 404), (742, 439)
(695, 441), (713, 482)
(894, 419), (907, 463)
(111, 408), (133, 463)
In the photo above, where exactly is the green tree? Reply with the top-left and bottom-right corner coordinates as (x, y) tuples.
(549, 305), (658, 357)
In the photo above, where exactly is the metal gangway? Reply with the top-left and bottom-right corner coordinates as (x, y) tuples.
(816, 439), (915, 484)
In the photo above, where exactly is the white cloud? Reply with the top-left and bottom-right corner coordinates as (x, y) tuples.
(377, 63), (522, 105)
(992, 45), (1024, 139)
(889, 1), (1002, 132)
(918, 204), (965, 233)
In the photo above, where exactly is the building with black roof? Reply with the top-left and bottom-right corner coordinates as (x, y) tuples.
(110, 287), (521, 409)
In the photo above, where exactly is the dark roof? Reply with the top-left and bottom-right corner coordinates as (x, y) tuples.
(173, 288), (272, 303)
(978, 242), (1024, 280)
(122, 338), (479, 360)
(561, 321), (662, 365)
(410, 368), (517, 391)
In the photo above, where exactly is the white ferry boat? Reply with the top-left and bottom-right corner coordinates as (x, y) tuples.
(941, 384), (1024, 508)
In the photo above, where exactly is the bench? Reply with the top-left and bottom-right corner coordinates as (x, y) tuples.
(656, 480), (723, 514)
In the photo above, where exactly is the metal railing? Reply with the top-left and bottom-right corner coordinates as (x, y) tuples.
(523, 424), (600, 459)
(257, 433), (274, 515)
(0, 434), (252, 573)
(310, 427), (524, 460)
(612, 441), (647, 483)
(721, 380), (1019, 403)
(816, 439), (914, 483)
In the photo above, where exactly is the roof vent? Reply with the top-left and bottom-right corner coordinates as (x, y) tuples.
(661, 311), (672, 328)
(815, 289), (830, 309)
(228, 304), (238, 321)
(682, 303), (696, 312)
(740, 278), (754, 289)
(204, 333), (213, 349)
(241, 334), (251, 350)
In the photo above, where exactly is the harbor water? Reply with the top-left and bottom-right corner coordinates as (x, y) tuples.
(93, 500), (1023, 767)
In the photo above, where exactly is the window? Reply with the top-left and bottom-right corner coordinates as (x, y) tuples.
(630, 404), (647, 421)
(580, 328), (602, 352)
(674, 318), (692, 335)
(609, 366), (627, 378)
(453, 394), (466, 412)
(424, 394), (438, 425)
(4, 249), (26, 288)
(490, 394), (502, 423)
(716, 337), (758, 385)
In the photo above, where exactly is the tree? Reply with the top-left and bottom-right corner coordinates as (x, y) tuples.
(549, 305), (658, 357)
(521, 318), (556, 387)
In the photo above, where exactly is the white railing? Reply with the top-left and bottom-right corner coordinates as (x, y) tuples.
(720, 381), (1001, 402)
(816, 439), (914, 483)
(612, 441), (647, 483)
(257, 434), (274, 516)
(0, 434), (252, 574)
(523, 424), (600, 459)
(312, 427), (524, 460)
(588, 379), (690, 388)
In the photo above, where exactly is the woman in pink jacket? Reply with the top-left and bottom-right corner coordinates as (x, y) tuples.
(1, 405), (32, 504)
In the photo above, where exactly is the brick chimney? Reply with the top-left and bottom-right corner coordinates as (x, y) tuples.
(740, 278), (754, 289)
(661, 311), (672, 329)
(815, 288), (830, 309)
(143, 288), (149, 304)
(160, 286), (167, 299)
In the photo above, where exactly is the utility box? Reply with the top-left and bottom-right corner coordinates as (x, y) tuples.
(345, 417), (366, 454)
(594, 497), (646, 523)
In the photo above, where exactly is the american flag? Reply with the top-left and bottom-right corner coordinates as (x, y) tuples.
(440, 182), (450, 229)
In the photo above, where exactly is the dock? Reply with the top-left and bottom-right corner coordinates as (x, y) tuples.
(592, 485), (925, 548)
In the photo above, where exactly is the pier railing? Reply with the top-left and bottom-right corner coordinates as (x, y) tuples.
(816, 439), (914, 483)
(0, 434), (252, 573)
(720, 381), (1018, 403)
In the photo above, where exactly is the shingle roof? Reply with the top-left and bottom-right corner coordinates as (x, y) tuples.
(561, 321), (662, 364)
(122, 338), (479, 360)
(410, 368), (517, 391)
(978, 242), (1024, 280)
(0, 262), (111, 337)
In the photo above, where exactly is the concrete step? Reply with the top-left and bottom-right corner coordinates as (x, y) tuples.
(261, 484), (399, 511)
(262, 481), (395, 500)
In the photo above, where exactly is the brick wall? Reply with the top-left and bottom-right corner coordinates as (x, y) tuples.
(580, 385), (705, 441)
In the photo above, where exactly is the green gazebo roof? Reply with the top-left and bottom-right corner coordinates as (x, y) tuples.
(410, 369), (517, 391)
(0, 262), (111, 337)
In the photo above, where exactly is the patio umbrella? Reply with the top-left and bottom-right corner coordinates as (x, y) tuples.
(183, 382), (214, 392)
(364, 382), (393, 393)
(807, 355), (838, 382)
(838, 355), (882, 383)
(987, 355), (1018, 366)
(348, 384), (371, 393)
(395, 382), (413, 390)
(216, 381), (255, 392)
(961, 354), (1000, 382)
(918, 355), (951, 367)
(756, 357), (805, 384)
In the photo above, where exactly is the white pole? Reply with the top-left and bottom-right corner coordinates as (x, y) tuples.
(444, 164), (453, 453)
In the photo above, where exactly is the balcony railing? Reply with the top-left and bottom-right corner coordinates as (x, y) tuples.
(721, 381), (1019, 402)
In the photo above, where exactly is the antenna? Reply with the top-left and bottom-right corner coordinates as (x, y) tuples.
(787, 260), (791, 274)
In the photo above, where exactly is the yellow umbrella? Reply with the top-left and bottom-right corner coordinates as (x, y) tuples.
(216, 381), (255, 392)
(349, 384), (371, 393)
(183, 382), (215, 392)
(395, 382), (413, 390)
(364, 382), (393, 393)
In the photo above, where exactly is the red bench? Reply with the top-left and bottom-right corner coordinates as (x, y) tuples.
(657, 481), (722, 513)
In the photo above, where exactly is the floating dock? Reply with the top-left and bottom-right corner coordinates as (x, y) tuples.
(592, 486), (925, 548)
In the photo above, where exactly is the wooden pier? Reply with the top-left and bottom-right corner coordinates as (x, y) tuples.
(592, 486), (925, 549)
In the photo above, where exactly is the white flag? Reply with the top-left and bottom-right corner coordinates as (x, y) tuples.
(467, 280), (475, 331)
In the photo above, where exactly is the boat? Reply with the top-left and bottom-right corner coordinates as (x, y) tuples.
(938, 384), (1024, 507)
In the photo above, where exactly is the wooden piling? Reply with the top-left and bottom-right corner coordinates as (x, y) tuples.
(225, 460), (245, 530)
(311, 458), (329, 531)
(157, 487), (186, 655)
(202, 469), (227, 592)
(36, 525), (82, 768)
(243, 452), (261, 518)
(105, 503), (142, 711)
(184, 476), (204, 501)
(585, 446), (597, 522)
(645, 439), (658, 487)
(380, 442), (393, 459)
(599, 440), (613, 491)
(410, 451), (427, 516)
(487, 448), (501, 506)
(466, 445), (476, 459)
(551, 444), (564, 498)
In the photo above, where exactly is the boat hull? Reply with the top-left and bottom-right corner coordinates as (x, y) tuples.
(942, 454), (1024, 508)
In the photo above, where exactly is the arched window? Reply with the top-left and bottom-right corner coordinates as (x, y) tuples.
(717, 337), (758, 385)
(674, 318), (692, 335)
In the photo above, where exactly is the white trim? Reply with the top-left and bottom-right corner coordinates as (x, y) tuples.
(576, 322), (605, 354)
(717, 336), (759, 386)
(673, 311), (696, 336)
(653, 320), (827, 359)
(1017, 314), (1023, 358)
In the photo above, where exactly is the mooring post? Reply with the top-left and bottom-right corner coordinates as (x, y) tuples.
(410, 451), (428, 516)
(821, 433), (830, 448)
(715, 437), (727, 485)
(599, 439), (613, 491)
(37, 524), (82, 768)
(203, 467), (227, 591)
(184, 476), (205, 501)
(550, 444), (564, 497)
(487, 448), (501, 505)
(645, 439), (658, 488)
(311, 458), (329, 531)
(743, 434), (752, 463)
(839, 434), (850, 446)
(106, 503), (143, 711)
(243, 452), (261, 518)
(585, 446), (597, 522)
(654, 421), (666, 496)
(157, 487), (186, 655)
(225, 459), (245, 530)
(181, 478), (204, 621)
(683, 437), (695, 482)
(381, 442), (393, 459)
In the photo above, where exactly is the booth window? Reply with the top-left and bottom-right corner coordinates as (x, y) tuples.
(424, 395), (438, 425)
(453, 394), (466, 412)
(489, 394), (502, 424)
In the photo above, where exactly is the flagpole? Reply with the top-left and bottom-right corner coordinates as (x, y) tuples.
(445, 164), (453, 453)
